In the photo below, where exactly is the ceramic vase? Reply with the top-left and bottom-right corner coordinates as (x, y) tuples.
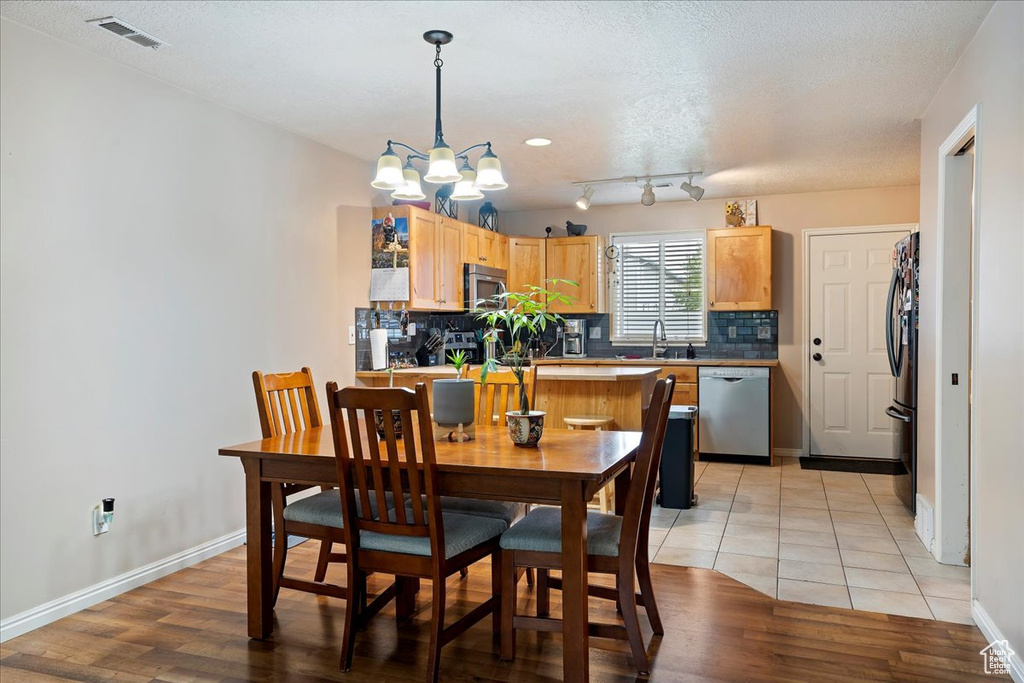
(506, 411), (545, 448)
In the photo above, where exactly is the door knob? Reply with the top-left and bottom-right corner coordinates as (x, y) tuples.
(812, 353), (822, 362)
(813, 337), (821, 346)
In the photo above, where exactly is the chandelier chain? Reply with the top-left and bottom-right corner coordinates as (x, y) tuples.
(434, 43), (443, 69)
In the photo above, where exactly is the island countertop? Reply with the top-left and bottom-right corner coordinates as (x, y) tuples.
(355, 365), (660, 382)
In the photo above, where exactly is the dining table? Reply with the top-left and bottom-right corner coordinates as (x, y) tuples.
(219, 423), (641, 683)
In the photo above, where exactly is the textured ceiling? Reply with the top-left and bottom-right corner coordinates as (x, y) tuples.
(0, 1), (993, 210)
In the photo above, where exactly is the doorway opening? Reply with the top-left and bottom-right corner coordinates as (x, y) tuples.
(933, 106), (978, 567)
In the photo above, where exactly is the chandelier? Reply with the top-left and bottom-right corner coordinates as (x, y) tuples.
(371, 30), (507, 201)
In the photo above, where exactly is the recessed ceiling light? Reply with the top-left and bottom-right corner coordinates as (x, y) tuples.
(523, 138), (552, 147)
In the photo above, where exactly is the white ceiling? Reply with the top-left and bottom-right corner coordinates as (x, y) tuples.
(0, 1), (993, 210)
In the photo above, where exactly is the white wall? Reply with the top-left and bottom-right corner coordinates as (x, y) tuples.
(916, 0), (1023, 655)
(0, 19), (371, 621)
(502, 186), (920, 452)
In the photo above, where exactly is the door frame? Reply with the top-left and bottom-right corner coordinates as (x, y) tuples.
(801, 224), (919, 457)
(933, 104), (979, 568)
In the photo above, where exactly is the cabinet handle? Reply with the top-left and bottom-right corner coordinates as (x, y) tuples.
(481, 256), (487, 261)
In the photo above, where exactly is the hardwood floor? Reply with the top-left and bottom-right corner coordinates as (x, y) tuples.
(0, 544), (1003, 682)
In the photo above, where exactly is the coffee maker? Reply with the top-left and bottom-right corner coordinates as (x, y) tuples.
(564, 319), (587, 358)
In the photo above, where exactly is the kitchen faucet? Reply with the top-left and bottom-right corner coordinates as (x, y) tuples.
(652, 319), (669, 358)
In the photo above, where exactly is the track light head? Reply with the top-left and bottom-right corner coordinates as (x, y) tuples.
(680, 179), (705, 201)
(640, 181), (656, 207)
(576, 186), (595, 210)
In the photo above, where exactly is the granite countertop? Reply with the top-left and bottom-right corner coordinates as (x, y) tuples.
(355, 365), (660, 381)
(356, 357), (778, 378)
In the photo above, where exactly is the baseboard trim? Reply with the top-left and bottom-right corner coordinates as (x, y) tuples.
(774, 448), (803, 459)
(972, 599), (1024, 682)
(0, 528), (245, 643)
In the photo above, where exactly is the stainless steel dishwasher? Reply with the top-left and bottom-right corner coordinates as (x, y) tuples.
(698, 367), (770, 459)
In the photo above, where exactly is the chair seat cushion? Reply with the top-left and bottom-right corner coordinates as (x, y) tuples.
(406, 496), (526, 529)
(360, 512), (506, 559)
(499, 507), (623, 557)
(283, 490), (393, 529)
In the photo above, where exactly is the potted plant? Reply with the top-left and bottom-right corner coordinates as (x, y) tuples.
(474, 280), (577, 447)
(432, 350), (475, 437)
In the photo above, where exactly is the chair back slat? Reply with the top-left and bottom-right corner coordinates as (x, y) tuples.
(468, 366), (538, 425)
(253, 367), (323, 438)
(328, 384), (444, 549)
(618, 376), (675, 561)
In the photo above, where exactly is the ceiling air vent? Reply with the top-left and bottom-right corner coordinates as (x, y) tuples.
(87, 17), (168, 50)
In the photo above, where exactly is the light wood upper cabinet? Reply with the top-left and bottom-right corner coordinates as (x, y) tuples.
(507, 237), (546, 296)
(436, 216), (464, 311)
(463, 224), (509, 271)
(706, 226), (772, 311)
(545, 236), (606, 314)
(371, 206), (463, 311)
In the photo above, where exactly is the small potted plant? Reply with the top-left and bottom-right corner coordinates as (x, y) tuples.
(432, 349), (475, 438)
(474, 280), (577, 447)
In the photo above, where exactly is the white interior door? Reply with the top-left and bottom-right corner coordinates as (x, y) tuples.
(808, 230), (908, 458)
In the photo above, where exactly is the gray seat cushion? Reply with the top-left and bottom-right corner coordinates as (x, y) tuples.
(499, 507), (623, 557)
(406, 496), (526, 529)
(360, 512), (506, 559)
(283, 490), (393, 529)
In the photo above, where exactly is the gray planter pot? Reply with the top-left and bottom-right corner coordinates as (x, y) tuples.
(433, 379), (475, 426)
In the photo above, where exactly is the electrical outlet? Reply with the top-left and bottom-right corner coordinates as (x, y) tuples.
(728, 326), (737, 339)
(348, 326), (356, 345)
(589, 326), (601, 340)
(758, 325), (771, 340)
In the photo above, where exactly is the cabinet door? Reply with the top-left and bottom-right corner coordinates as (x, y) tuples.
(545, 236), (606, 313)
(437, 217), (464, 311)
(491, 232), (509, 272)
(408, 208), (441, 309)
(707, 226), (772, 310)
(507, 237), (546, 295)
(462, 224), (483, 265)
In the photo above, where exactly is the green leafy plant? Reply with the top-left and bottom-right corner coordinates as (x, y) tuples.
(473, 280), (578, 414)
(447, 349), (468, 379)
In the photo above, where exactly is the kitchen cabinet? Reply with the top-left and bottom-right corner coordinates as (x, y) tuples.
(507, 236), (546, 296)
(436, 217), (464, 311)
(463, 224), (508, 271)
(371, 206), (462, 311)
(706, 226), (772, 311)
(545, 236), (606, 314)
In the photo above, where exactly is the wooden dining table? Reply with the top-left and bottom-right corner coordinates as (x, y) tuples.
(219, 423), (641, 683)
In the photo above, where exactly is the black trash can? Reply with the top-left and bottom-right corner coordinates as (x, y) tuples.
(658, 405), (698, 509)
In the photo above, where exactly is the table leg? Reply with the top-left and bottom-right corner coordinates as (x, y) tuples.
(560, 480), (589, 683)
(243, 458), (273, 638)
(614, 465), (631, 516)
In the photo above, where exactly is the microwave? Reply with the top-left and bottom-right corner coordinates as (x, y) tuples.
(465, 263), (507, 310)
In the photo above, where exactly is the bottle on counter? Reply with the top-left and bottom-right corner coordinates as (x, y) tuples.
(686, 343), (697, 359)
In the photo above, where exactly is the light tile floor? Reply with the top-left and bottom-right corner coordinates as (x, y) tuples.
(650, 458), (974, 624)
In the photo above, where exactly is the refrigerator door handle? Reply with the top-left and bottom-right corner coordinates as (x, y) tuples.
(885, 405), (912, 423)
(885, 268), (902, 378)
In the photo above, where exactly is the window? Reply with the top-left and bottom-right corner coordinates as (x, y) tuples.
(609, 231), (706, 343)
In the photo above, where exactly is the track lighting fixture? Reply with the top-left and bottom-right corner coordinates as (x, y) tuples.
(640, 181), (656, 206)
(575, 186), (595, 210)
(570, 171), (703, 208)
(680, 179), (705, 201)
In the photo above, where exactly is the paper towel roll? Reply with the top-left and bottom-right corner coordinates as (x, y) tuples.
(370, 329), (389, 370)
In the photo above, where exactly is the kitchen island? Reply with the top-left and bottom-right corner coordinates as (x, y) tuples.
(356, 365), (659, 431)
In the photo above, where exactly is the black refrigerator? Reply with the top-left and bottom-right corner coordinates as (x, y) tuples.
(887, 233), (919, 512)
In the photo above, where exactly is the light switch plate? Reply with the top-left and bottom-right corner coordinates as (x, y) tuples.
(408, 323), (417, 336)
(758, 325), (771, 340)
(348, 326), (356, 345)
(728, 326), (737, 339)
(589, 326), (601, 339)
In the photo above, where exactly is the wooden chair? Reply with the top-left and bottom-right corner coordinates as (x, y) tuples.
(467, 365), (538, 424)
(326, 382), (503, 683)
(253, 367), (349, 603)
(498, 376), (676, 675)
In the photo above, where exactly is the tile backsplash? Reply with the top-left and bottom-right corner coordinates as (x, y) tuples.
(354, 308), (778, 370)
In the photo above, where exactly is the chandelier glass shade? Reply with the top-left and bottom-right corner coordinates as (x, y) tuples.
(372, 31), (507, 201)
